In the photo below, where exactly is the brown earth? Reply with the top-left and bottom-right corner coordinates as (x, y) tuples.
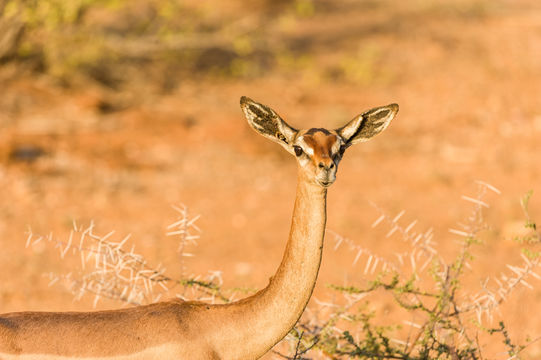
(0, 0), (540, 358)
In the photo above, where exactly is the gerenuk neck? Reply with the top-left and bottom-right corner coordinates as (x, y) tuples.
(207, 169), (328, 359)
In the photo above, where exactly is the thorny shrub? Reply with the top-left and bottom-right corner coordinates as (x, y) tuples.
(277, 183), (541, 360)
(26, 183), (540, 359)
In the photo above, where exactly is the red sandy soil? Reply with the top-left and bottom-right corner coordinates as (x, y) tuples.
(0, 1), (540, 358)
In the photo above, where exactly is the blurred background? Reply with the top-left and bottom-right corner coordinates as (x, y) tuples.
(0, 0), (540, 357)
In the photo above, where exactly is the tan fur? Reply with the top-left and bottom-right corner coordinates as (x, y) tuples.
(0, 176), (325, 360)
(0, 97), (397, 359)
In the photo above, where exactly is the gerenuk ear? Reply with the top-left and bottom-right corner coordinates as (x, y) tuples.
(336, 104), (398, 146)
(240, 96), (298, 154)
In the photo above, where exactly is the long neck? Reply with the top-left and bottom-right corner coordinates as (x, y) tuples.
(209, 170), (328, 359)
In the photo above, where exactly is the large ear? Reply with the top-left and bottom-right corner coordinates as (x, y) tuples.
(240, 96), (298, 153)
(336, 104), (398, 146)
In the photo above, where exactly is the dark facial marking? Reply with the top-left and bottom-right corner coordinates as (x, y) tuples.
(305, 128), (331, 136)
(0, 317), (18, 330)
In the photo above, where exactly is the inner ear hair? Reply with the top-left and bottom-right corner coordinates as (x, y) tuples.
(240, 96), (298, 148)
(337, 103), (398, 145)
(275, 132), (288, 144)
